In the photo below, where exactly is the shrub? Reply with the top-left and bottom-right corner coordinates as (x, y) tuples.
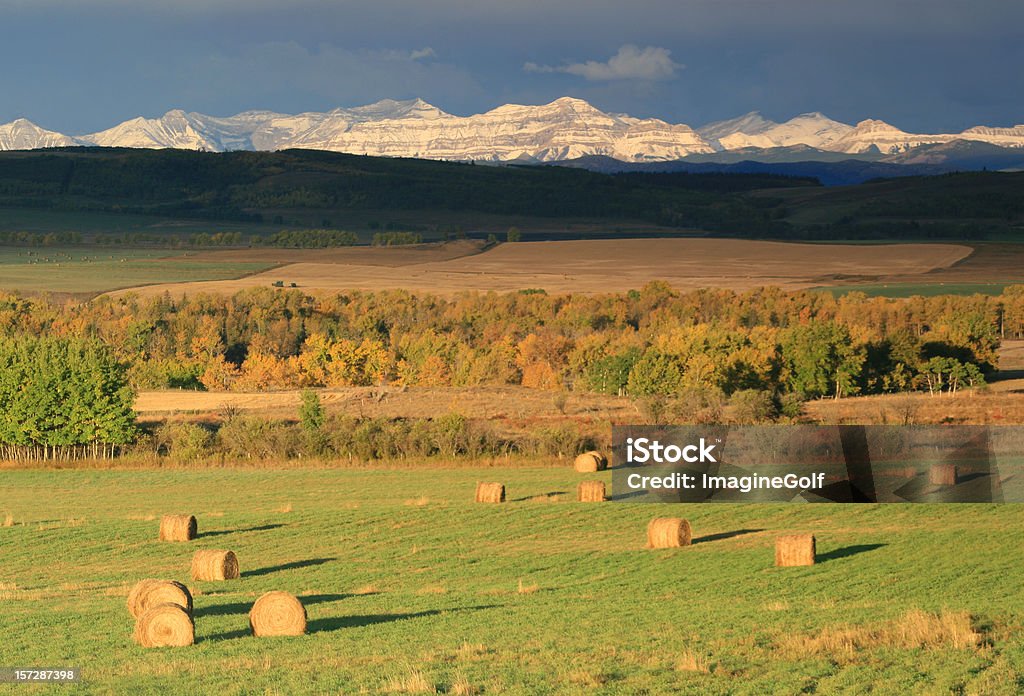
(638, 396), (669, 424)
(778, 392), (806, 420)
(730, 389), (778, 424)
(264, 229), (359, 248)
(432, 413), (469, 458)
(217, 417), (301, 459)
(155, 422), (213, 461)
(670, 386), (725, 424)
(372, 231), (422, 246)
(525, 424), (592, 458)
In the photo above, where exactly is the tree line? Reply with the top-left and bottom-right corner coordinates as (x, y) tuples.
(0, 283), (1012, 405)
(0, 284), (1012, 460)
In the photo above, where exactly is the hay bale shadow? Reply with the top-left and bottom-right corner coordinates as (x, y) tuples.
(308, 604), (502, 634)
(201, 628), (251, 642)
(309, 610), (442, 633)
(200, 523), (288, 539)
(303, 593), (355, 604)
(607, 490), (647, 501)
(508, 491), (566, 502)
(817, 543), (886, 563)
(194, 601), (253, 617)
(242, 557), (336, 578)
(691, 528), (764, 545)
(203, 605), (504, 641)
(194, 593), (350, 618)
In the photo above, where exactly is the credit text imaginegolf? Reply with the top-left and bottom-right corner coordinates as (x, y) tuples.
(624, 471), (827, 494)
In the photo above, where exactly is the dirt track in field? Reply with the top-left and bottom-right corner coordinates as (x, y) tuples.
(106, 238), (972, 298)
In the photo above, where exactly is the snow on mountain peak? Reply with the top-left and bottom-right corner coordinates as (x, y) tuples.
(1, 99), (1022, 159)
(0, 119), (78, 150)
(698, 110), (851, 151)
(697, 112), (777, 142)
(851, 119), (901, 132)
(792, 111), (830, 121)
(551, 96), (593, 107)
(832, 119), (947, 154)
(348, 98), (447, 120)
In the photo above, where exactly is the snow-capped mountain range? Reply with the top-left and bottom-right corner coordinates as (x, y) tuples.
(2, 97), (1022, 162)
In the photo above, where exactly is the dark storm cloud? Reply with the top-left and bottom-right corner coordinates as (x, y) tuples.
(0, 1), (1020, 133)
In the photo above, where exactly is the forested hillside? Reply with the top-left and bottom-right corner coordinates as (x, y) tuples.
(0, 148), (807, 233)
(0, 148), (1020, 240)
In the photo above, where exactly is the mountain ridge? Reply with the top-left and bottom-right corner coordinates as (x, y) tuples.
(3, 97), (1023, 162)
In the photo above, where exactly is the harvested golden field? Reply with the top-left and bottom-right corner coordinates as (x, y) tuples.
(106, 239), (972, 298)
(135, 385), (635, 425)
(996, 339), (1024, 371)
(801, 388), (1024, 426)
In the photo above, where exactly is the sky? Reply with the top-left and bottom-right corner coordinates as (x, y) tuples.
(2, 0), (1021, 134)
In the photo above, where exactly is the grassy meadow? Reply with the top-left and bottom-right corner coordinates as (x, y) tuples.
(0, 247), (274, 295)
(2, 466), (1022, 694)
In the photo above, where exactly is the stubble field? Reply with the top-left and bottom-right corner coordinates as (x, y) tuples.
(5, 238), (1024, 300)
(104, 238), (974, 298)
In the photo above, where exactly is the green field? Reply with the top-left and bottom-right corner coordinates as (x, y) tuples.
(0, 208), (282, 237)
(2, 467), (1021, 694)
(0, 247), (273, 294)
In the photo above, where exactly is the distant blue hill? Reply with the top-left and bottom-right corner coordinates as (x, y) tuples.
(552, 141), (1024, 185)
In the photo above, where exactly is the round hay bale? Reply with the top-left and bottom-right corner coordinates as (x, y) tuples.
(929, 463), (958, 487)
(133, 602), (195, 648)
(127, 579), (193, 619)
(647, 517), (692, 548)
(573, 451), (607, 473)
(249, 591), (307, 637)
(191, 550), (240, 581)
(475, 482), (505, 503)
(775, 534), (816, 567)
(159, 514), (197, 542)
(126, 579), (158, 617)
(577, 481), (607, 502)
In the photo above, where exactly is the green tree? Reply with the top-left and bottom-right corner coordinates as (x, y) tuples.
(299, 389), (326, 432)
(0, 337), (136, 459)
(781, 321), (865, 399)
(584, 349), (640, 395)
(627, 350), (684, 396)
(921, 356), (985, 395)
